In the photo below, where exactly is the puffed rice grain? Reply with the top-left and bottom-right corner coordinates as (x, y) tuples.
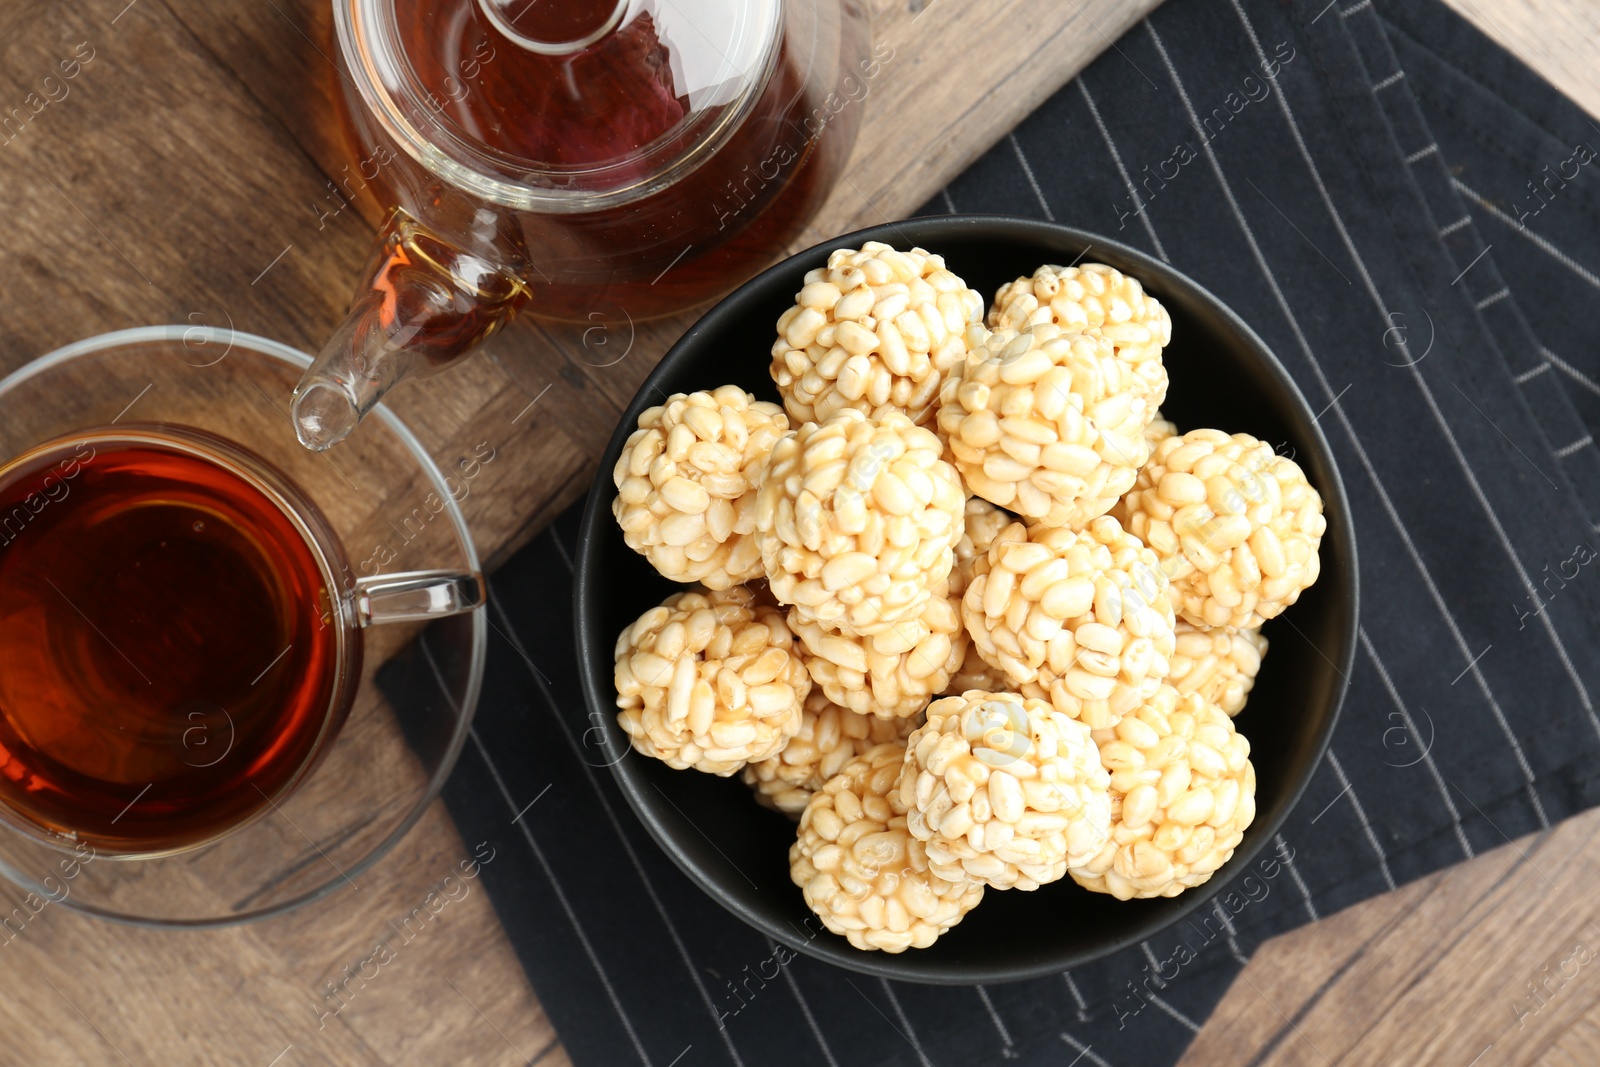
(756, 408), (966, 636)
(771, 242), (985, 427)
(1069, 686), (1256, 899)
(791, 742), (985, 951)
(1145, 412), (1178, 452)
(1120, 429), (1325, 628)
(937, 323), (1154, 529)
(899, 691), (1112, 890)
(789, 581), (967, 719)
(989, 262), (1172, 407)
(1167, 620), (1267, 716)
(942, 644), (1010, 696)
(953, 497), (1014, 598)
(744, 691), (919, 814)
(615, 586), (808, 775)
(612, 386), (789, 589)
(962, 518), (1176, 729)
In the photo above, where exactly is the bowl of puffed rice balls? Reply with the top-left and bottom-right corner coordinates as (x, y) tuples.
(575, 215), (1357, 983)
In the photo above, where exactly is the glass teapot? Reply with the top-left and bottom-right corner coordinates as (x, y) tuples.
(292, 0), (872, 450)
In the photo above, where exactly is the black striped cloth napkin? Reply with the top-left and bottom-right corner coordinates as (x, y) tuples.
(403, 0), (1600, 1063)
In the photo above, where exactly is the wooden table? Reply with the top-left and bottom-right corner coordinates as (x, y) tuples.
(0, 0), (1590, 1064)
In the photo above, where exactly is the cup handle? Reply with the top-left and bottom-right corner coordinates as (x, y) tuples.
(353, 570), (485, 627)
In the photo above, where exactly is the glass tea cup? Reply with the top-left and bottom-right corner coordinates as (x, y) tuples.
(290, 0), (872, 450)
(0, 327), (485, 926)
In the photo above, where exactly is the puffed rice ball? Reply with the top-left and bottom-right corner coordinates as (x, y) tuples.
(612, 387), (789, 589)
(990, 263), (1172, 407)
(1121, 429), (1325, 629)
(1069, 686), (1256, 899)
(899, 691), (1111, 890)
(744, 691), (919, 814)
(789, 582), (967, 719)
(770, 242), (985, 427)
(962, 518), (1175, 729)
(1168, 620), (1267, 717)
(614, 587), (808, 775)
(937, 323), (1154, 529)
(791, 742), (985, 951)
(755, 408), (965, 636)
(953, 497), (1014, 597)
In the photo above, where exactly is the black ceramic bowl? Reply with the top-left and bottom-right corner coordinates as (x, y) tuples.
(576, 216), (1357, 984)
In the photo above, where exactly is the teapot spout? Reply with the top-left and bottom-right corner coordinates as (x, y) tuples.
(292, 374), (366, 452)
(292, 209), (529, 451)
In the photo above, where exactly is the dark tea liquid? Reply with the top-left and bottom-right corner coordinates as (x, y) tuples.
(0, 431), (349, 854)
(365, 1), (865, 323)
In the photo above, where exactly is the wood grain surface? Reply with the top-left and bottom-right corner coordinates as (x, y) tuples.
(0, 0), (1589, 1064)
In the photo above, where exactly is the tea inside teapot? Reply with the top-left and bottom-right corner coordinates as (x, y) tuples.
(291, 0), (869, 450)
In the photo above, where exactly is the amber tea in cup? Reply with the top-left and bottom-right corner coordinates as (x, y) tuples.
(0, 428), (364, 855)
(0, 326), (488, 925)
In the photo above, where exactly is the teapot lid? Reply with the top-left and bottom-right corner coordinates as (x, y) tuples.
(342, 0), (783, 212)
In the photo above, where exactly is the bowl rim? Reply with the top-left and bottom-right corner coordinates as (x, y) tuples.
(576, 215), (1358, 984)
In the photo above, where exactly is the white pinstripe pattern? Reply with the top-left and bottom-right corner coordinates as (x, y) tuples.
(1062, 972), (1090, 1022)
(1209, 901), (1250, 965)
(495, 542), (750, 1067)
(547, 525), (574, 568)
(1404, 142), (1439, 164)
(1513, 362), (1552, 384)
(1059, 1030), (1114, 1067)
(1474, 287), (1510, 310)
(1454, 178), (1600, 290)
(1372, 69), (1406, 91)
(1542, 345), (1600, 397)
(768, 943), (841, 1067)
(975, 985), (1016, 1052)
(879, 980), (934, 1067)
(1140, 942), (1169, 987)
(463, 727), (653, 1066)
(1554, 435), (1593, 459)
(1147, 12), (1554, 825)
(1228, 0), (1600, 788)
(940, 187), (958, 215)
(1325, 749), (1397, 890)
(422, 611), (651, 1065)
(1358, 626), (1475, 858)
(1222, 0), (1600, 758)
(1144, 990), (1202, 1033)
(1077, 77), (1172, 262)
(1008, 131), (1056, 221)
(1273, 834), (1319, 922)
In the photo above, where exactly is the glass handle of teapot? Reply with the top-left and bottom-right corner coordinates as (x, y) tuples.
(353, 569), (485, 627)
(291, 208), (529, 452)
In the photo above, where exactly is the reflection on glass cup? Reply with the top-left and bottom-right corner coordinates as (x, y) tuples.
(0, 426), (477, 856)
(0, 328), (486, 926)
